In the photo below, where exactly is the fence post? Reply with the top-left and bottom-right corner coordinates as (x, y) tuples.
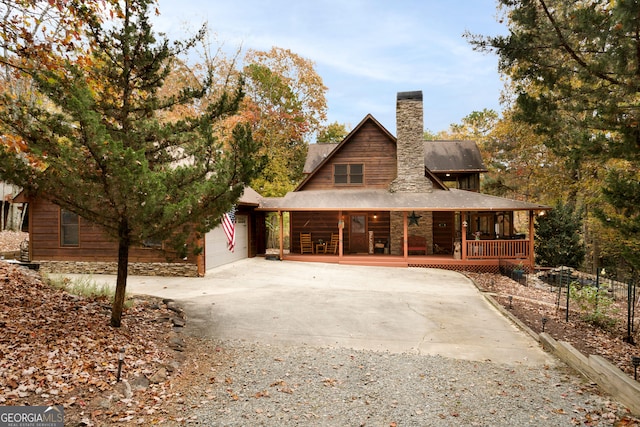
(595, 268), (600, 312)
(626, 278), (636, 345)
(566, 271), (570, 322)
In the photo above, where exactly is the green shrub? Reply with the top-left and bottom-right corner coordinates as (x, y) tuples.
(570, 281), (618, 330)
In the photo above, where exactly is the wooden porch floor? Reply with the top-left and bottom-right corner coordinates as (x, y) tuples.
(277, 253), (515, 273)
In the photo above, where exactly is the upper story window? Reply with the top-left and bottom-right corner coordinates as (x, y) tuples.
(60, 209), (79, 246)
(334, 163), (363, 185)
(458, 174), (480, 192)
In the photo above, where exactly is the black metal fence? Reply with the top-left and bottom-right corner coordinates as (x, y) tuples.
(534, 266), (638, 343)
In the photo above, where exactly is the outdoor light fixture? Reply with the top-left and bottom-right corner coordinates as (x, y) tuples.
(117, 348), (125, 382)
(508, 295), (513, 309)
(632, 356), (640, 381)
(541, 316), (548, 332)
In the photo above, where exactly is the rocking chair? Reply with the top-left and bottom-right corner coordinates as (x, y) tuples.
(300, 233), (313, 254)
(326, 233), (339, 255)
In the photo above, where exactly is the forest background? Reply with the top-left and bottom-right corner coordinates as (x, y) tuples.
(1, 0), (639, 286)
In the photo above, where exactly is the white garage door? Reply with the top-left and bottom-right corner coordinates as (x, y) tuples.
(205, 214), (248, 270)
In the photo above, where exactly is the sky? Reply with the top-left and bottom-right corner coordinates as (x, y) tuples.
(154, 0), (509, 135)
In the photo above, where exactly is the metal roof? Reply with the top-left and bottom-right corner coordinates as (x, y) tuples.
(258, 189), (550, 212)
(425, 140), (487, 173)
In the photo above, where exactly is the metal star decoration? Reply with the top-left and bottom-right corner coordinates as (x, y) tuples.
(408, 211), (422, 226)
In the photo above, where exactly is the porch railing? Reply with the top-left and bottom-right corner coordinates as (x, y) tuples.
(466, 239), (529, 260)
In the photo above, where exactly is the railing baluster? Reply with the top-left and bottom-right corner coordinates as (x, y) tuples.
(466, 239), (529, 260)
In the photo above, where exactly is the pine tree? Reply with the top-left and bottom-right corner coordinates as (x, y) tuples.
(469, 0), (640, 271)
(535, 201), (585, 268)
(0, 0), (260, 326)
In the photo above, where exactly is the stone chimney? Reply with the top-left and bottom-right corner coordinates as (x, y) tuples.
(390, 91), (432, 193)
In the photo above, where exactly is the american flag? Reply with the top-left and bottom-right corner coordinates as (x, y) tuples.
(222, 206), (236, 252)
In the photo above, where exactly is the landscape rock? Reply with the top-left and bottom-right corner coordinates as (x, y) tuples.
(114, 381), (133, 399)
(168, 335), (185, 351)
(129, 375), (150, 391)
(148, 367), (168, 384)
(171, 317), (186, 328)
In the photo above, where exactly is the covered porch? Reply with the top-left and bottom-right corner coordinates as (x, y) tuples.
(259, 188), (549, 273)
(274, 213), (536, 273)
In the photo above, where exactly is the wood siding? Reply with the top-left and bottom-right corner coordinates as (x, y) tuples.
(27, 197), (262, 268)
(291, 211), (390, 254)
(28, 199), (215, 265)
(302, 120), (397, 190)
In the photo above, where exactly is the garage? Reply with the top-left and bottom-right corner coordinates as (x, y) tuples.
(205, 214), (248, 270)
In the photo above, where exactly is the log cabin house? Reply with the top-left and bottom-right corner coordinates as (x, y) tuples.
(259, 91), (550, 272)
(13, 90), (549, 276)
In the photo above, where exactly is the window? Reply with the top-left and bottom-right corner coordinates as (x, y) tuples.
(60, 209), (79, 246)
(467, 211), (515, 239)
(143, 237), (163, 249)
(334, 163), (363, 185)
(458, 174), (480, 191)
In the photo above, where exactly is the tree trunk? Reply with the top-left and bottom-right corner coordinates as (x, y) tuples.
(110, 219), (130, 327)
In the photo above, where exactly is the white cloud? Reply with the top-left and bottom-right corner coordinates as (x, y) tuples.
(154, 0), (506, 132)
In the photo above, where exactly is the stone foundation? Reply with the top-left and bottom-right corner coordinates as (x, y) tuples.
(38, 261), (199, 277)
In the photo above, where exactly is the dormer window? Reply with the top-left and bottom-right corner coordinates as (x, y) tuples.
(334, 163), (363, 185)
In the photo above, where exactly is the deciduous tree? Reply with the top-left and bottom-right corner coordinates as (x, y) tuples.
(317, 121), (349, 144)
(242, 47), (327, 196)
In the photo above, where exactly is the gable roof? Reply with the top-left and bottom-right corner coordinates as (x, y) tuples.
(425, 140), (487, 173)
(263, 112), (549, 212)
(296, 114), (395, 190)
(304, 127), (487, 181)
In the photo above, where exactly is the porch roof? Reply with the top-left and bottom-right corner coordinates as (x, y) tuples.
(258, 189), (550, 212)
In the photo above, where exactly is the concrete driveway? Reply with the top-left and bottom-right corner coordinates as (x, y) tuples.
(69, 258), (553, 366)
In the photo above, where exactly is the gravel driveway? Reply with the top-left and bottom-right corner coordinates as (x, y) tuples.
(178, 339), (630, 426)
(65, 259), (637, 425)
